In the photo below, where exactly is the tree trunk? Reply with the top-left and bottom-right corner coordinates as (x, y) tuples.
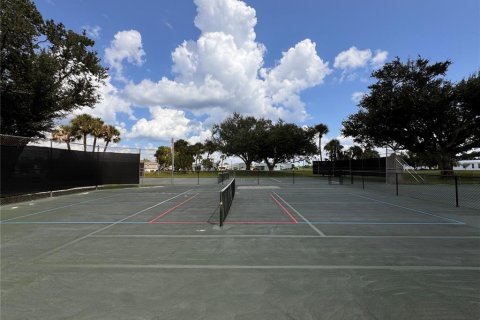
(92, 137), (97, 152)
(439, 153), (454, 176)
(83, 134), (87, 152)
(66, 141), (71, 151)
(319, 137), (323, 162)
(103, 142), (109, 152)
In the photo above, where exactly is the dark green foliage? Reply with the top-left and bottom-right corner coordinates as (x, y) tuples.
(213, 113), (317, 171)
(342, 57), (480, 171)
(1, 0), (108, 137)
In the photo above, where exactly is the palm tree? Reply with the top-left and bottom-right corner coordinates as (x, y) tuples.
(101, 125), (121, 152)
(91, 118), (105, 152)
(70, 114), (97, 152)
(324, 139), (343, 161)
(314, 123), (329, 161)
(51, 124), (79, 150)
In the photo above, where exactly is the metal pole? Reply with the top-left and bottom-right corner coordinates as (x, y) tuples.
(292, 170), (295, 184)
(197, 170), (200, 185)
(257, 170), (259, 185)
(362, 172), (365, 190)
(455, 176), (459, 207)
(50, 139), (53, 197)
(395, 173), (398, 196)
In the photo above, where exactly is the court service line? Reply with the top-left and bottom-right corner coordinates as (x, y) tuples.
(272, 192), (325, 236)
(351, 193), (465, 224)
(45, 264), (480, 271)
(270, 178), (282, 183)
(0, 194), (121, 223)
(33, 190), (193, 261)
(149, 193), (199, 223)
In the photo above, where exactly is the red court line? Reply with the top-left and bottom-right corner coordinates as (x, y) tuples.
(270, 193), (299, 224)
(151, 221), (208, 224)
(149, 194), (199, 223)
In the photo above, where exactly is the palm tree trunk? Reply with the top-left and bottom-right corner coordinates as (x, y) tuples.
(319, 137), (323, 162)
(103, 141), (109, 152)
(66, 141), (71, 151)
(83, 134), (87, 152)
(92, 137), (97, 152)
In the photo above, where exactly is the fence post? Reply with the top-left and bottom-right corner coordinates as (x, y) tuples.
(49, 139), (53, 197)
(395, 173), (398, 196)
(292, 170), (295, 184)
(362, 172), (365, 190)
(257, 170), (260, 185)
(455, 176), (459, 207)
(351, 172), (354, 184)
(197, 170), (200, 185)
(96, 145), (100, 190)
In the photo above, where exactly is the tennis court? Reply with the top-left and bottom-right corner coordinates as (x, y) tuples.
(1, 176), (479, 319)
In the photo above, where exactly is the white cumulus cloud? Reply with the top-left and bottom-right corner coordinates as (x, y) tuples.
(124, 0), (331, 137)
(104, 30), (146, 82)
(334, 46), (372, 70)
(334, 46), (388, 82)
(128, 107), (200, 140)
(73, 77), (135, 124)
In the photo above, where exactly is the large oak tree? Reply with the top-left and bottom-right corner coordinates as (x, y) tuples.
(1, 0), (107, 138)
(342, 57), (480, 172)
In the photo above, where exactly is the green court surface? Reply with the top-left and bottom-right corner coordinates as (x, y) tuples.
(1, 177), (479, 319)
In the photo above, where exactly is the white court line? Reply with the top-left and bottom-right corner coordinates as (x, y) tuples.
(272, 192), (326, 236)
(351, 193), (465, 224)
(0, 194), (121, 223)
(270, 178), (282, 183)
(44, 264), (480, 271)
(33, 190), (193, 261)
(90, 234), (480, 239)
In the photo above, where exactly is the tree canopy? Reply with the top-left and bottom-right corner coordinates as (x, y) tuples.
(213, 113), (317, 170)
(342, 57), (480, 171)
(1, 0), (108, 138)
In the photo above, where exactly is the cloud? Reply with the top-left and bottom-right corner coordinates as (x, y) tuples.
(104, 30), (146, 81)
(127, 107), (202, 140)
(82, 25), (101, 39)
(371, 49), (388, 68)
(124, 0), (331, 127)
(73, 77), (135, 124)
(334, 47), (372, 70)
(351, 91), (365, 104)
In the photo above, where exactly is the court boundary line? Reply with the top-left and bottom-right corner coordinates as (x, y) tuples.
(149, 193), (198, 223)
(43, 263), (480, 271)
(0, 194), (121, 223)
(270, 193), (298, 223)
(351, 193), (465, 224)
(272, 191), (325, 236)
(89, 234), (480, 239)
(32, 190), (193, 261)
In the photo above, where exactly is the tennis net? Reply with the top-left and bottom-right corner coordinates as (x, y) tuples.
(218, 171), (230, 184)
(219, 178), (235, 226)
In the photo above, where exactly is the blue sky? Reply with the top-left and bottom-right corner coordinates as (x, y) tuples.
(36, 0), (479, 151)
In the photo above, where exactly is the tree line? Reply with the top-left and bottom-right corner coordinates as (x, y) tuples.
(154, 115), (384, 172)
(51, 114), (120, 152)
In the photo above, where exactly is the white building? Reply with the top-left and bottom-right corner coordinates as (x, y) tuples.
(454, 160), (480, 171)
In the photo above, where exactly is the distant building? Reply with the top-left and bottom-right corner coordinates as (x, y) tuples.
(454, 160), (480, 171)
(140, 160), (158, 173)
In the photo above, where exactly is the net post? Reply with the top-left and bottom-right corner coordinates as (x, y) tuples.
(219, 200), (224, 227)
